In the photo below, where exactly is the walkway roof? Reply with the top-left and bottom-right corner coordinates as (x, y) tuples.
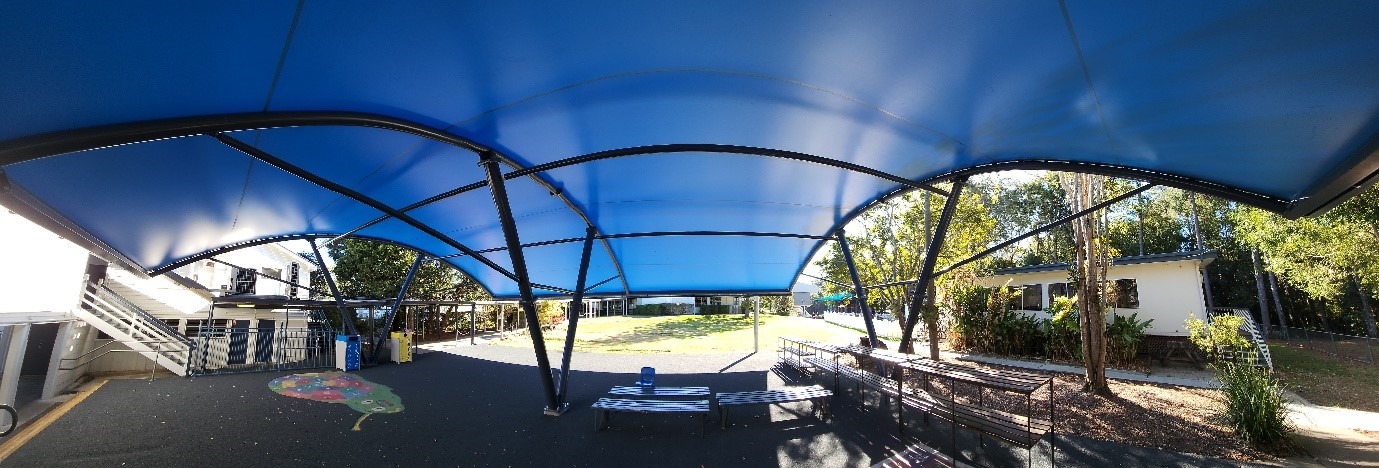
(2, 2), (1378, 299)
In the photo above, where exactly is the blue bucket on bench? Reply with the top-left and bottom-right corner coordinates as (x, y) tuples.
(636, 367), (655, 387)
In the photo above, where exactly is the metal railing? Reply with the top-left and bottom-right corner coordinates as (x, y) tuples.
(188, 326), (336, 376)
(1272, 325), (1378, 366)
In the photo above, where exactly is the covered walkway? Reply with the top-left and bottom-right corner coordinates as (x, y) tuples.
(0, 346), (1247, 467)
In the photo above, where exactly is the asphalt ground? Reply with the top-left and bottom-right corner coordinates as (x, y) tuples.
(1, 342), (1254, 467)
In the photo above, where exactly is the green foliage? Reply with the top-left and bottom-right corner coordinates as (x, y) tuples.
(1045, 296), (1082, 362)
(631, 303), (681, 316)
(1187, 315), (1252, 362)
(698, 304), (732, 315)
(1106, 312), (1153, 365)
(1216, 361), (1294, 452)
(324, 239), (487, 302)
(947, 285), (1045, 357)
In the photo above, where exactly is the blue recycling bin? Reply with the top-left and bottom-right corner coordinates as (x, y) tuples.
(636, 366), (655, 387)
(335, 334), (360, 371)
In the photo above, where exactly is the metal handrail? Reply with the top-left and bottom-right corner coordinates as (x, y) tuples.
(58, 338), (188, 371)
(89, 285), (192, 344)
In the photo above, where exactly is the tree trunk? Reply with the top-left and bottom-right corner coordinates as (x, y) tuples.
(1268, 272), (1289, 339)
(1062, 173), (1111, 396)
(1354, 277), (1377, 339)
(1251, 250), (1272, 337)
(925, 282), (940, 360)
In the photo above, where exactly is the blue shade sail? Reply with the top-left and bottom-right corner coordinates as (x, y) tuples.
(3, 1), (1379, 298)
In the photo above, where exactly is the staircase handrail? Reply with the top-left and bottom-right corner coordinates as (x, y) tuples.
(58, 338), (189, 371)
(89, 284), (192, 345)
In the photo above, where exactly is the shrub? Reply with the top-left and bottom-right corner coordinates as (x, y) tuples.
(1187, 315), (1251, 362)
(1216, 361), (1294, 452)
(698, 304), (731, 315)
(1106, 312), (1153, 365)
(1045, 296), (1082, 362)
(947, 285), (1044, 356)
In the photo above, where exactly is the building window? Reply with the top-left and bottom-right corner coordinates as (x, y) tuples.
(1006, 285), (1043, 311)
(231, 267), (257, 295)
(1021, 284), (1043, 311)
(289, 263), (300, 299)
(1048, 282), (1072, 300)
(262, 267), (282, 295)
(1114, 279), (1140, 309)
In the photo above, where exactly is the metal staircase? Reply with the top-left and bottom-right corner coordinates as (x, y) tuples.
(73, 281), (195, 376)
(1209, 307), (1274, 371)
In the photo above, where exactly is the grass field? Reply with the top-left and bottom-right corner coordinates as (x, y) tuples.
(1270, 343), (1379, 413)
(492, 314), (865, 353)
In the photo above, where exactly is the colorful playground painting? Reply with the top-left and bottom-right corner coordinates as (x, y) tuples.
(268, 372), (403, 431)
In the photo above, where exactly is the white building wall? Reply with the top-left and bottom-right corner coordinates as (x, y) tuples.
(977, 259), (1209, 336)
(0, 209), (88, 313)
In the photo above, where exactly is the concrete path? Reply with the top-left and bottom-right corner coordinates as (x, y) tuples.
(944, 351), (1379, 467)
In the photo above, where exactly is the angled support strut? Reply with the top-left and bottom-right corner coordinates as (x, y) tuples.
(900, 176), (968, 356)
(309, 239), (358, 336)
(557, 227), (597, 406)
(368, 253), (425, 364)
(836, 234), (880, 347)
(478, 151), (562, 415)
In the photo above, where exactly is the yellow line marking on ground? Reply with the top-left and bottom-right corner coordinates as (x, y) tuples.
(0, 378), (109, 462)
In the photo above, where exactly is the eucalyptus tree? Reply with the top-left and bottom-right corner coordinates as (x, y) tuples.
(1059, 172), (1114, 396)
(1233, 187), (1379, 338)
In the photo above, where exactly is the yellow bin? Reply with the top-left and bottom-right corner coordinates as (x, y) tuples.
(390, 331), (413, 363)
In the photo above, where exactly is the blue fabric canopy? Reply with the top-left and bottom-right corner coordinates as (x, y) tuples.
(3, 1), (1379, 299)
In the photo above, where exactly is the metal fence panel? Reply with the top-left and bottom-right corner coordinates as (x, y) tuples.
(189, 327), (336, 376)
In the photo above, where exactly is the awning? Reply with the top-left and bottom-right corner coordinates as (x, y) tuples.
(3, 2), (1378, 298)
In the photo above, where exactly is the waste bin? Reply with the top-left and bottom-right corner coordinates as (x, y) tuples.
(390, 331), (413, 363)
(335, 334), (360, 371)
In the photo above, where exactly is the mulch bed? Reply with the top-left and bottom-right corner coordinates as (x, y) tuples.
(841, 355), (1272, 463)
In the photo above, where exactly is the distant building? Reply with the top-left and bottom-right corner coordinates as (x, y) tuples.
(975, 250), (1216, 336)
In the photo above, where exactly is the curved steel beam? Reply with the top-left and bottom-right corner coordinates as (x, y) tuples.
(508, 144), (949, 196)
(923, 160), (1288, 213)
(430, 230), (831, 260)
(147, 232), (499, 299)
(213, 132), (523, 284)
(0, 111), (631, 296)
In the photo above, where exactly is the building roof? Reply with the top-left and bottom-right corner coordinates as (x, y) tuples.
(988, 249), (1218, 276)
(2, 3), (1377, 298)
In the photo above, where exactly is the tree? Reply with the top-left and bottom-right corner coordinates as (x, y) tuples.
(814, 182), (996, 352)
(1060, 172), (1113, 396)
(314, 239), (489, 333)
(1233, 186), (1379, 338)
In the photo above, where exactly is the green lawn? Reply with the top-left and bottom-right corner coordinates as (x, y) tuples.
(494, 314), (864, 353)
(1270, 343), (1379, 412)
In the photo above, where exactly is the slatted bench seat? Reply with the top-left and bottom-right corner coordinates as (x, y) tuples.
(899, 389), (1051, 448)
(592, 398), (710, 436)
(607, 386), (710, 398)
(715, 385), (833, 428)
(812, 357), (1054, 451)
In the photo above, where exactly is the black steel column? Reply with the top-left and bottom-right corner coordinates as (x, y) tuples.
(557, 227), (597, 406)
(310, 239), (358, 336)
(900, 176), (968, 355)
(368, 254), (425, 364)
(836, 234), (880, 346)
(478, 151), (561, 414)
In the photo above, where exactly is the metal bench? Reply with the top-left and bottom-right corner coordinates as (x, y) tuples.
(591, 398), (710, 436)
(607, 386), (710, 398)
(715, 385), (833, 428)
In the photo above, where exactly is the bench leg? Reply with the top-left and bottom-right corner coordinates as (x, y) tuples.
(720, 407), (729, 429)
(700, 412), (705, 437)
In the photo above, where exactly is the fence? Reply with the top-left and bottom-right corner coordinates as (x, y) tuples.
(822, 312), (904, 340)
(188, 326), (336, 376)
(1273, 325), (1378, 366)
